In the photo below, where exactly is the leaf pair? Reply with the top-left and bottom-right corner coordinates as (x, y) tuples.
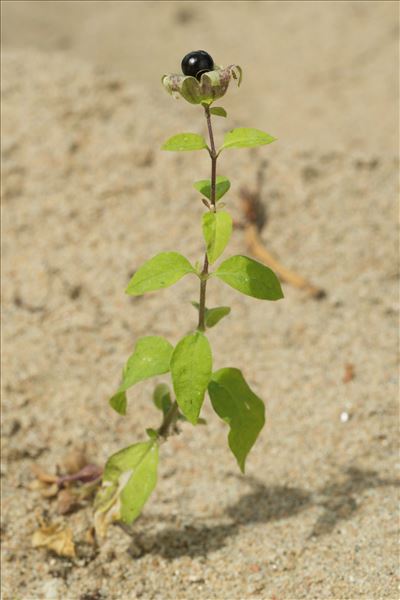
(109, 332), (212, 426)
(125, 251), (283, 301)
(110, 336), (264, 471)
(162, 127), (276, 154)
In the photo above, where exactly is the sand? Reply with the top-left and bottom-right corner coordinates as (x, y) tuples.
(1, 2), (399, 599)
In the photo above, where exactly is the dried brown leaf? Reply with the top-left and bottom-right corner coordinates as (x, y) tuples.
(32, 523), (75, 558)
(57, 489), (80, 515)
(31, 464), (58, 484)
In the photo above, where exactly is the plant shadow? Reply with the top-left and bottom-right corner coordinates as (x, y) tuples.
(124, 466), (399, 560)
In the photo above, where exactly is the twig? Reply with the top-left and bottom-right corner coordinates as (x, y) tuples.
(239, 187), (326, 299)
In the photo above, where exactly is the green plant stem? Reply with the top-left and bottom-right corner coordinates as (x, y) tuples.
(197, 254), (209, 331)
(158, 108), (217, 434)
(157, 400), (179, 438)
(205, 105), (217, 210)
(197, 106), (217, 332)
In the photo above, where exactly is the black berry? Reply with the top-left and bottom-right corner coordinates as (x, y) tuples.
(181, 50), (214, 81)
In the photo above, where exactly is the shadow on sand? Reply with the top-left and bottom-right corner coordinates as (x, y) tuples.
(123, 466), (399, 559)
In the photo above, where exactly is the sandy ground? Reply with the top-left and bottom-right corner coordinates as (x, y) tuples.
(1, 2), (399, 599)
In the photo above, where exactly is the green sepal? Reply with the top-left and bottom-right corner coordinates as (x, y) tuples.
(210, 107), (227, 118)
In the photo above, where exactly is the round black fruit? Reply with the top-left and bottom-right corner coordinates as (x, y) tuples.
(181, 50), (214, 80)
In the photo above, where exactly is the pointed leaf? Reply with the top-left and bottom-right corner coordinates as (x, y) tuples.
(170, 332), (212, 424)
(193, 176), (231, 202)
(208, 368), (265, 472)
(122, 336), (173, 389)
(191, 302), (231, 329)
(109, 391), (127, 416)
(210, 107), (227, 118)
(214, 255), (283, 300)
(161, 133), (208, 152)
(205, 306), (231, 328)
(109, 337), (173, 415)
(146, 428), (158, 440)
(126, 252), (195, 296)
(94, 441), (158, 537)
(202, 211), (232, 264)
(221, 128), (276, 151)
(32, 523), (75, 558)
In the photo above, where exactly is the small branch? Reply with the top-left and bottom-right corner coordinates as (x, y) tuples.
(244, 224), (325, 298)
(239, 187), (326, 300)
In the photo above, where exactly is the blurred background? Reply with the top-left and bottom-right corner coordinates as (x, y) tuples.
(2, 0), (398, 153)
(2, 2), (399, 599)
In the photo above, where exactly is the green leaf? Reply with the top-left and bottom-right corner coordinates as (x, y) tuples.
(161, 133), (208, 152)
(109, 391), (127, 416)
(94, 440), (158, 537)
(170, 331), (212, 424)
(153, 383), (172, 415)
(109, 337), (173, 415)
(208, 368), (265, 472)
(202, 211), (232, 264)
(193, 175), (231, 202)
(122, 336), (173, 389)
(146, 428), (158, 440)
(210, 106), (227, 118)
(220, 128), (276, 151)
(214, 255), (283, 300)
(126, 252), (195, 296)
(191, 302), (231, 328)
(205, 306), (231, 328)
